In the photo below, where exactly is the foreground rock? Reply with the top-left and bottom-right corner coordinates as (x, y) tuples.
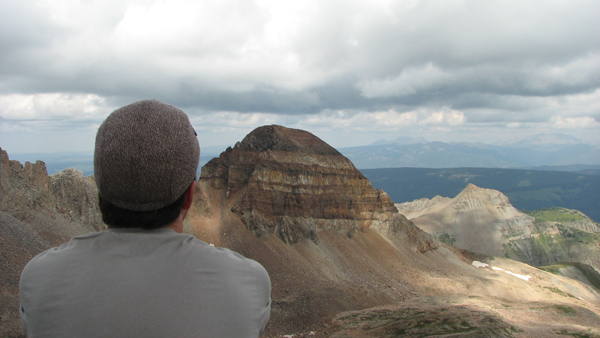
(0, 147), (105, 338)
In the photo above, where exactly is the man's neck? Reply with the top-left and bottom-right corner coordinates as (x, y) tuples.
(165, 208), (189, 233)
(165, 222), (183, 233)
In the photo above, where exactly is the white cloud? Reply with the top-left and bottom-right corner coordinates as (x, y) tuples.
(191, 111), (284, 130)
(296, 108), (465, 132)
(421, 110), (465, 125)
(0, 93), (110, 121)
(551, 116), (600, 129)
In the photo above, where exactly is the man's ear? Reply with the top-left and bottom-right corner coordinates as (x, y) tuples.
(183, 181), (196, 210)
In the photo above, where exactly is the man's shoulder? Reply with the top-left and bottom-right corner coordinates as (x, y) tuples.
(178, 235), (266, 272)
(21, 231), (103, 271)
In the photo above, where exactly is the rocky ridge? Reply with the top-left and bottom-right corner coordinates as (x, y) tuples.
(1, 148), (103, 236)
(0, 147), (105, 337)
(397, 183), (600, 277)
(397, 183), (535, 256)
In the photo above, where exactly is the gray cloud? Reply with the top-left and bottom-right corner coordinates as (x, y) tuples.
(1, 0), (599, 153)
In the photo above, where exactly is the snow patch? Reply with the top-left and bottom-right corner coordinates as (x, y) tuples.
(492, 267), (531, 281)
(472, 261), (489, 268)
(472, 261), (531, 281)
(282, 332), (316, 337)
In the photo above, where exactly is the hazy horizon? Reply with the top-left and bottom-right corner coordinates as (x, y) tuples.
(4, 131), (597, 158)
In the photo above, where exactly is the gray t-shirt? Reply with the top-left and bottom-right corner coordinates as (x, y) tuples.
(19, 228), (271, 337)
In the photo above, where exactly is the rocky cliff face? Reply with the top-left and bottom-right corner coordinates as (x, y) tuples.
(200, 125), (434, 251)
(567, 215), (600, 234)
(0, 147), (103, 236)
(396, 195), (451, 219)
(0, 147), (104, 338)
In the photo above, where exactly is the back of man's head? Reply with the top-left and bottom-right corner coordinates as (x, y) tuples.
(94, 99), (200, 228)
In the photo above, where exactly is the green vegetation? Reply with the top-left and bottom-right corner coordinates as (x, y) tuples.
(336, 305), (519, 337)
(437, 233), (456, 245)
(538, 263), (571, 275)
(539, 262), (600, 291)
(502, 234), (563, 265)
(557, 223), (599, 242)
(502, 242), (527, 260)
(555, 329), (600, 338)
(524, 207), (588, 223)
(501, 220), (599, 277)
(543, 286), (578, 299)
(336, 306), (518, 337)
(553, 305), (577, 315)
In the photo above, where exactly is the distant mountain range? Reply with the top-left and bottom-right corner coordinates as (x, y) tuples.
(361, 167), (600, 222)
(499, 132), (587, 151)
(340, 134), (600, 169)
(8, 133), (599, 174)
(8, 146), (226, 176)
(369, 136), (428, 146)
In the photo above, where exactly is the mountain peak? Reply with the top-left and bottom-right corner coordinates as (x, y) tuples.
(369, 136), (428, 146)
(400, 183), (534, 256)
(465, 183), (478, 190)
(234, 125), (341, 156)
(503, 132), (584, 150)
(454, 183), (510, 209)
(520, 132), (582, 144)
(200, 125), (434, 249)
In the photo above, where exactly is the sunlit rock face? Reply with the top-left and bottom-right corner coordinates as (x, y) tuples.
(398, 183), (600, 272)
(201, 125), (434, 251)
(397, 183), (536, 257)
(452, 183), (535, 239)
(0, 148), (103, 235)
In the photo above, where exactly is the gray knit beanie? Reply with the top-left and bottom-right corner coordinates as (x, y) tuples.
(94, 99), (200, 211)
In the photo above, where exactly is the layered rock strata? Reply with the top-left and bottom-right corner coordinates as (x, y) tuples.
(201, 125), (434, 251)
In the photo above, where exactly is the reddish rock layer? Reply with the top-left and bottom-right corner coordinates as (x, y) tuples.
(201, 125), (434, 250)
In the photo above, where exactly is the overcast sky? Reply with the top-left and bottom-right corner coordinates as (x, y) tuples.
(1, 0), (599, 158)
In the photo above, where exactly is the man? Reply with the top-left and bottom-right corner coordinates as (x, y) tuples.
(19, 99), (271, 337)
